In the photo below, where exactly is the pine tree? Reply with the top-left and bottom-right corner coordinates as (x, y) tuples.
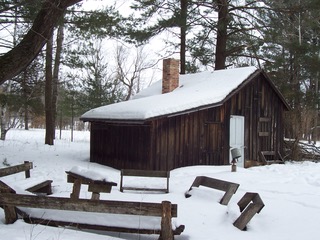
(128, 0), (198, 73)
(257, 0), (320, 157)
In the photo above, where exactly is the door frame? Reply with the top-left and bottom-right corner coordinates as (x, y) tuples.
(229, 115), (245, 167)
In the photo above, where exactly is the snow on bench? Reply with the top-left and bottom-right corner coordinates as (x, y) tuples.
(66, 166), (117, 200)
(0, 193), (185, 239)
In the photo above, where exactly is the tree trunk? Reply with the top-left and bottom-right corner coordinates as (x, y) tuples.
(45, 36), (54, 145)
(180, 0), (187, 74)
(0, 104), (7, 140)
(0, 0), (82, 85)
(22, 70), (29, 130)
(215, 0), (229, 70)
(52, 23), (65, 139)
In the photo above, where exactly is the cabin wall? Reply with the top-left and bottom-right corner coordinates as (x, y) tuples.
(90, 122), (152, 170)
(150, 74), (286, 170)
(150, 107), (228, 171)
(225, 74), (286, 162)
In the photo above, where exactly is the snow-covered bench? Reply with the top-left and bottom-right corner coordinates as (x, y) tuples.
(120, 169), (170, 193)
(66, 166), (117, 200)
(0, 161), (53, 195)
(0, 193), (185, 239)
(185, 176), (239, 205)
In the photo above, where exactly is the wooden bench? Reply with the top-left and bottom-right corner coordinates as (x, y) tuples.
(66, 171), (117, 200)
(0, 161), (53, 195)
(0, 193), (185, 239)
(233, 192), (265, 230)
(120, 169), (170, 193)
(0, 161), (33, 178)
(185, 176), (239, 205)
(259, 151), (285, 164)
(26, 180), (53, 195)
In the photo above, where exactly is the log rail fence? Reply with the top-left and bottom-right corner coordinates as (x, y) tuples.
(0, 192), (184, 239)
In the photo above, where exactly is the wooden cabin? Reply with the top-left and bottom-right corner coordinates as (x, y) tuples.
(81, 59), (290, 171)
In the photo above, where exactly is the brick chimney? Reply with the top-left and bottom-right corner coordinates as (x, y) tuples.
(162, 58), (180, 94)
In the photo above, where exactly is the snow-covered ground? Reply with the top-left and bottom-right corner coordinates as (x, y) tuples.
(1, 129), (320, 240)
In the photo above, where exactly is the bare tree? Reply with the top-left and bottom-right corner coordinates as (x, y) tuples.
(114, 45), (155, 100)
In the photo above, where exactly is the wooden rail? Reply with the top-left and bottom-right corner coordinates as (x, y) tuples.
(185, 176), (239, 205)
(0, 193), (184, 239)
(0, 161), (33, 178)
(120, 169), (170, 193)
(233, 192), (265, 230)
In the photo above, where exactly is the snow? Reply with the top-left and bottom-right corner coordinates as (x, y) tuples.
(1, 128), (320, 240)
(69, 166), (110, 182)
(81, 66), (258, 121)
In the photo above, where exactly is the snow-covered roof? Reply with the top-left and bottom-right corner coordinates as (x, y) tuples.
(81, 66), (259, 122)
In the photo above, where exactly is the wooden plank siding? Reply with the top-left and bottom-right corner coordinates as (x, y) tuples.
(89, 73), (287, 171)
(90, 122), (152, 170)
(225, 74), (286, 162)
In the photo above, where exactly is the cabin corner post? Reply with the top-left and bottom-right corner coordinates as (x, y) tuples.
(159, 201), (174, 240)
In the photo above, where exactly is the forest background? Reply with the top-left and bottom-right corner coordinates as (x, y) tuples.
(0, 0), (319, 160)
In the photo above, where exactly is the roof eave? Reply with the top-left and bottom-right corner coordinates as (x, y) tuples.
(80, 117), (147, 125)
(80, 101), (224, 124)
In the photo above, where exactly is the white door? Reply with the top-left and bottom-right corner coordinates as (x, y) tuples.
(229, 115), (245, 167)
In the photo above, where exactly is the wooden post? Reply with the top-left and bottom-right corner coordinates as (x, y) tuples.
(159, 201), (173, 240)
(24, 161), (31, 178)
(120, 170), (124, 192)
(91, 192), (100, 200)
(0, 181), (17, 224)
(70, 179), (81, 200)
(3, 204), (17, 224)
(231, 159), (237, 172)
